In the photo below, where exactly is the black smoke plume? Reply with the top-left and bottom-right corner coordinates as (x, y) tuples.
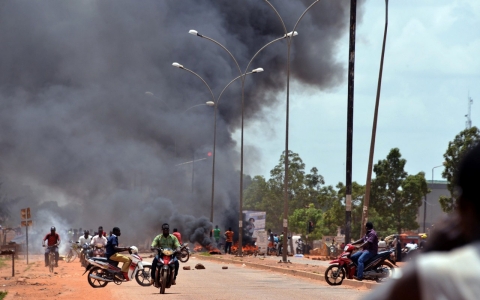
(0, 1), (363, 246)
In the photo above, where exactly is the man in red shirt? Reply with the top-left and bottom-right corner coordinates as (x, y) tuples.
(43, 226), (61, 267)
(172, 228), (182, 244)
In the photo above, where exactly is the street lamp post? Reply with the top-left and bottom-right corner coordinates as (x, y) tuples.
(189, 29), (293, 256)
(425, 164), (445, 231)
(173, 62), (263, 225)
(264, 0), (321, 263)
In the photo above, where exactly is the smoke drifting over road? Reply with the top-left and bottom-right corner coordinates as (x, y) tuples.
(0, 1), (361, 246)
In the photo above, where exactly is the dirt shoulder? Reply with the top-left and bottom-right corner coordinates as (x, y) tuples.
(0, 254), (111, 300)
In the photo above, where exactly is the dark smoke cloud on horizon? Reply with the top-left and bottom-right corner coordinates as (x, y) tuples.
(0, 1), (363, 245)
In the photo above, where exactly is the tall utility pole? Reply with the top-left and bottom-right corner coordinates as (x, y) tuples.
(360, 0), (389, 238)
(465, 95), (473, 129)
(345, 0), (357, 245)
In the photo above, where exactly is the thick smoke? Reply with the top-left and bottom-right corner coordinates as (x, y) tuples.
(0, 1), (362, 247)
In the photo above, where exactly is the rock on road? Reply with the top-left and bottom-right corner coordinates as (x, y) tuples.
(111, 257), (367, 300)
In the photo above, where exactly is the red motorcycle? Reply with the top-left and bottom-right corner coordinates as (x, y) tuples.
(324, 244), (396, 285)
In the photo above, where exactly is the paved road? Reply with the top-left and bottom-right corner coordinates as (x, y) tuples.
(111, 257), (367, 300)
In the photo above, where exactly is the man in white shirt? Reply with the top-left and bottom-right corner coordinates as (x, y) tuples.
(90, 226), (107, 247)
(78, 230), (92, 266)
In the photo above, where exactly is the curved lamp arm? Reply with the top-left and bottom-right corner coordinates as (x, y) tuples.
(172, 62), (215, 104)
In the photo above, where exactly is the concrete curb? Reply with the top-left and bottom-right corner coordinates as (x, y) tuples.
(195, 255), (377, 290)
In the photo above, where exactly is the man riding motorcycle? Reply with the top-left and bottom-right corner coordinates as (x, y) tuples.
(105, 227), (132, 281)
(351, 221), (379, 281)
(91, 226), (108, 247)
(43, 226), (61, 267)
(150, 223), (181, 286)
(78, 230), (93, 264)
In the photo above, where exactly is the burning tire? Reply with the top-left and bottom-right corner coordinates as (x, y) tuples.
(324, 264), (346, 286)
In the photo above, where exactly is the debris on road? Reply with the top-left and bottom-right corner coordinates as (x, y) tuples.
(183, 266), (191, 270)
(222, 266), (228, 269)
(195, 263), (205, 269)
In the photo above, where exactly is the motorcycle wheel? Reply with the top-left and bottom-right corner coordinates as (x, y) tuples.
(179, 249), (189, 263)
(375, 261), (395, 283)
(87, 266), (109, 288)
(160, 270), (167, 294)
(324, 264), (346, 286)
(135, 266), (153, 286)
(49, 253), (55, 273)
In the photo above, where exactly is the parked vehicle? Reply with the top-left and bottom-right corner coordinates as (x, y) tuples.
(178, 243), (190, 263)
(83, 246), (152, 288)
(153, 247), (178, 294)
(324, 244), (396, 285)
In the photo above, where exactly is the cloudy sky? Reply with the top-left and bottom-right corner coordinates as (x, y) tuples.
(238, 0), (480, 186)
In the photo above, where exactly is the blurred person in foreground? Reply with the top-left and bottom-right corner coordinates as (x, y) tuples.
(364, 142), (480, 300)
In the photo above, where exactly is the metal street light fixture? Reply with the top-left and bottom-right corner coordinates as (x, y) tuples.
(189, 27), (293, 256)
(423, 163), (446, 231)
(173, 62), (263, 225)
(263, 0), (321, 263)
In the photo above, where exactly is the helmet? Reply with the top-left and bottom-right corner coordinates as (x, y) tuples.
(420, 234), (427, 239)
(130, 246), (138, 254)
(51, 226), (56, 232)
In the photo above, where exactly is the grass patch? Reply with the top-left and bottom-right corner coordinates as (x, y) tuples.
(0, 291), (7, 300)
(199, 252), (211, 257)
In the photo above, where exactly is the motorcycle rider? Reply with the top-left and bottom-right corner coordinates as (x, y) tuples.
(150, 223), (181, 286)
(105, 227), (132, 281)
(91, 226), (108, 247)
(42, 226), (61, 267)
(351, 221), (378, 281)
(78, 230), (92, 263)
(172, 228), (182, 244)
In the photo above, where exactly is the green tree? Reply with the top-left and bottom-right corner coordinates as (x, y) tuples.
(288, 203), (323, 240)
(440, 126), (480, 212)
(243, 151), (325, 232)
(371, 148), (428, 234)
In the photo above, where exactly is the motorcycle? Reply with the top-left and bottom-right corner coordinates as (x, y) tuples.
(296, 239), (304, 254)
(92, 243), (105, 257)
(178, 243), (190, 263)
(324, 244), (396, 286)
(329, 244), (337, 258)
(79, 243), (91, 267)
(82, 246), (152, 288)
(153, 247), (178, 294)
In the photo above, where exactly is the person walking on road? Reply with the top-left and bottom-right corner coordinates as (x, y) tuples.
(213, 225), (221, 247)
(224, 228), (234, 254)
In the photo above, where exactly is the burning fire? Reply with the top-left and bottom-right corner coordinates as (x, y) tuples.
(193, 243), (222, 255)
(231, 243), (258, 255)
